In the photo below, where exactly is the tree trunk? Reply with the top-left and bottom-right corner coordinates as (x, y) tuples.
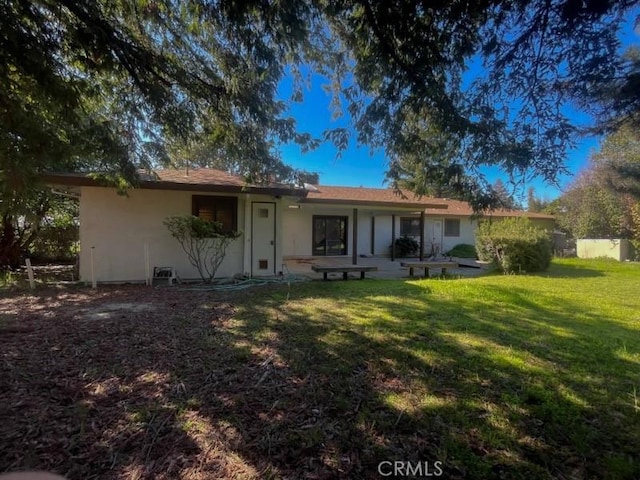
(0, 214), (22, 269)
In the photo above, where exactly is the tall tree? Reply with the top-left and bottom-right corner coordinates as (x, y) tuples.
(322, 1), (637, 206)
(0, 0), (325, 266)
(491, 179), (518, 209)
(554, 173), (632, 239)
(552, 124), (640, 247)
(527, 187), (550, 213)
(1, 1), (324, 191)
(591, 122), (640, 198)
(2, 0), (638, 208)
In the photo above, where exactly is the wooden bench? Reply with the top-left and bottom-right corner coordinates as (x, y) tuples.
(400, 261), (459, 278)
(311, 264), (378, 280)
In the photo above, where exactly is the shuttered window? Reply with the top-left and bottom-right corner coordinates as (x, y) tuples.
(444, 219), (460, 237)
(192, 195), (238, 233)
(400, 217), (421, 237)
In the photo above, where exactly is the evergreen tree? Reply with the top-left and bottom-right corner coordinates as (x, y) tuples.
(527, 187), (550, 213)
(491, 179), (517, 210)
(1, 0), (638, 263)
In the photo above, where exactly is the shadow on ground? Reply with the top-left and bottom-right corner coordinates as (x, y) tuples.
(0, 277), (638, 479)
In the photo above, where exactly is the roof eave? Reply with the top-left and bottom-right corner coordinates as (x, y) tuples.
(299, 198), (448, 209)
(40, 173), (304, 197)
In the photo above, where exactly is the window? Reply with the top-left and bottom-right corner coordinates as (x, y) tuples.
(400, 217), (421, 237)
(192, 195), (238, 233)
(444, 218), (460, 237)
(313, 216), (348, 255)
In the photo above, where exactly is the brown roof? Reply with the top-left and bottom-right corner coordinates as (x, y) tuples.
(424, 198), (555, 219)
(301, 185), (447, 209)
(42, 168), (299, 196)
(42, 168), (554, 219)
(144, 168), (245, 187)
(301, 184), (554, 219)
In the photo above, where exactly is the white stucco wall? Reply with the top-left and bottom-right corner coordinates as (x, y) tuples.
(439, 217), (477, 253)
(577, 239), (631, 261)
(281, 203), (357, 257)
(372, 215), (476, 256)
(357, 211), (372, 255)
(79, 187), (281, 283)
(373, 215), (393, 255)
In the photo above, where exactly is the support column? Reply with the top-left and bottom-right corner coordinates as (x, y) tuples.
(391, 214), (396, 261)
(370, 216), (375, 255)
(352, 208), (358, 265)
(419, 211), (425, 261)
(243, 195), (252, 276)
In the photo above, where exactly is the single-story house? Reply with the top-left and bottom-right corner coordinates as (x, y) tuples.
(43, 168), (555, 283)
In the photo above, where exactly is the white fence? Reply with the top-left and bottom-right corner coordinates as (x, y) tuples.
(576, 239), (631, 261)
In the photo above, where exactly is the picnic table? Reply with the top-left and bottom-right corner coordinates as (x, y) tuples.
(311, 264), (378, 280)
(400, 261), (458, 278)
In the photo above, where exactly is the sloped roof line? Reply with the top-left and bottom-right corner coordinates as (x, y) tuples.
(41, 168), (554, 219)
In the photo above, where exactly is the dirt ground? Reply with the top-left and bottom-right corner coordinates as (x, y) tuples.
(0, 285), (270, 480)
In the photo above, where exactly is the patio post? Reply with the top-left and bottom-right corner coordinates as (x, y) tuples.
(420, 211), (425, 261)
(352, 208), (358, 264)
(391, 214), (396, 261)
(370, 215), (375, 255)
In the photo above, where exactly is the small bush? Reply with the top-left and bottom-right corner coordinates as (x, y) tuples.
(475, 218), (552, 273)
(393, 235), (419, 257)
(446, 243), (477, 258)
(164, 216), (241, 282)
(29, 224), (79, 263)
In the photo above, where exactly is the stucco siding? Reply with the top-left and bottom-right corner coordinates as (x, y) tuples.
(357, 211), (372, 255)
(373, 215), (393, 255)
(440, 218), (476, 253)
(371, 215), (476, 256)
(281, 207), (312, 256)
(79, 187), (259, 282)
(281, 204), (356, 257)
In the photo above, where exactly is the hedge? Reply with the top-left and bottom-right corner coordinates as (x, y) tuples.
(475, 218), (552, 273)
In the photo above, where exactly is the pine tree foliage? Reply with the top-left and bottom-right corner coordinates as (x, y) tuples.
(1, 0), (638, 234)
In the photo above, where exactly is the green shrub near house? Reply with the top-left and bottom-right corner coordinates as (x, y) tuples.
(446, 243), (477, 258)
(476, 217), (552, 273)
(393, 235), (419, 257)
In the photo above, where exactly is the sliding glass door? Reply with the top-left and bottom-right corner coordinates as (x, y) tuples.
(313, 216), (348, 256)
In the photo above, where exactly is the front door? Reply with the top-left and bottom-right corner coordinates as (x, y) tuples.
(252, 202), (276, 276)
(431, 220), (443, 256)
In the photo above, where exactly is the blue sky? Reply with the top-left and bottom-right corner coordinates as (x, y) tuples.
(277, 11), (638, 202)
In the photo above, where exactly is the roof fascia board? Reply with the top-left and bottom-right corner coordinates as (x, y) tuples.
(40, 173), (304, 198)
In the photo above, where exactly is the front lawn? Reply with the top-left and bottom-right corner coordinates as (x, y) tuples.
(1, 258), (639, 479)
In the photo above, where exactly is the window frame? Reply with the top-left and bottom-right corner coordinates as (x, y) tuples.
(444, 218), (461, 237)
(312, 215), (348, 256)
(191, 195), (238, 233)
(400, 217), (422, 237)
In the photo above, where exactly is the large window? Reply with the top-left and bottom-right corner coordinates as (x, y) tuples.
(192, 195), (238, 233)
(400, 217), (421, 237)
(313, 216), (348, 256)
(444, 218), (460, 237)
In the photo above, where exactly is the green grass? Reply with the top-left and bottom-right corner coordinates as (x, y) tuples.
(227, 258), (640, 478)
(2, 259), (638, 479)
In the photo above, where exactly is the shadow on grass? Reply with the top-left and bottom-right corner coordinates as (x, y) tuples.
(0, 277), (639, 479)
(533, 262), (606, 278)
